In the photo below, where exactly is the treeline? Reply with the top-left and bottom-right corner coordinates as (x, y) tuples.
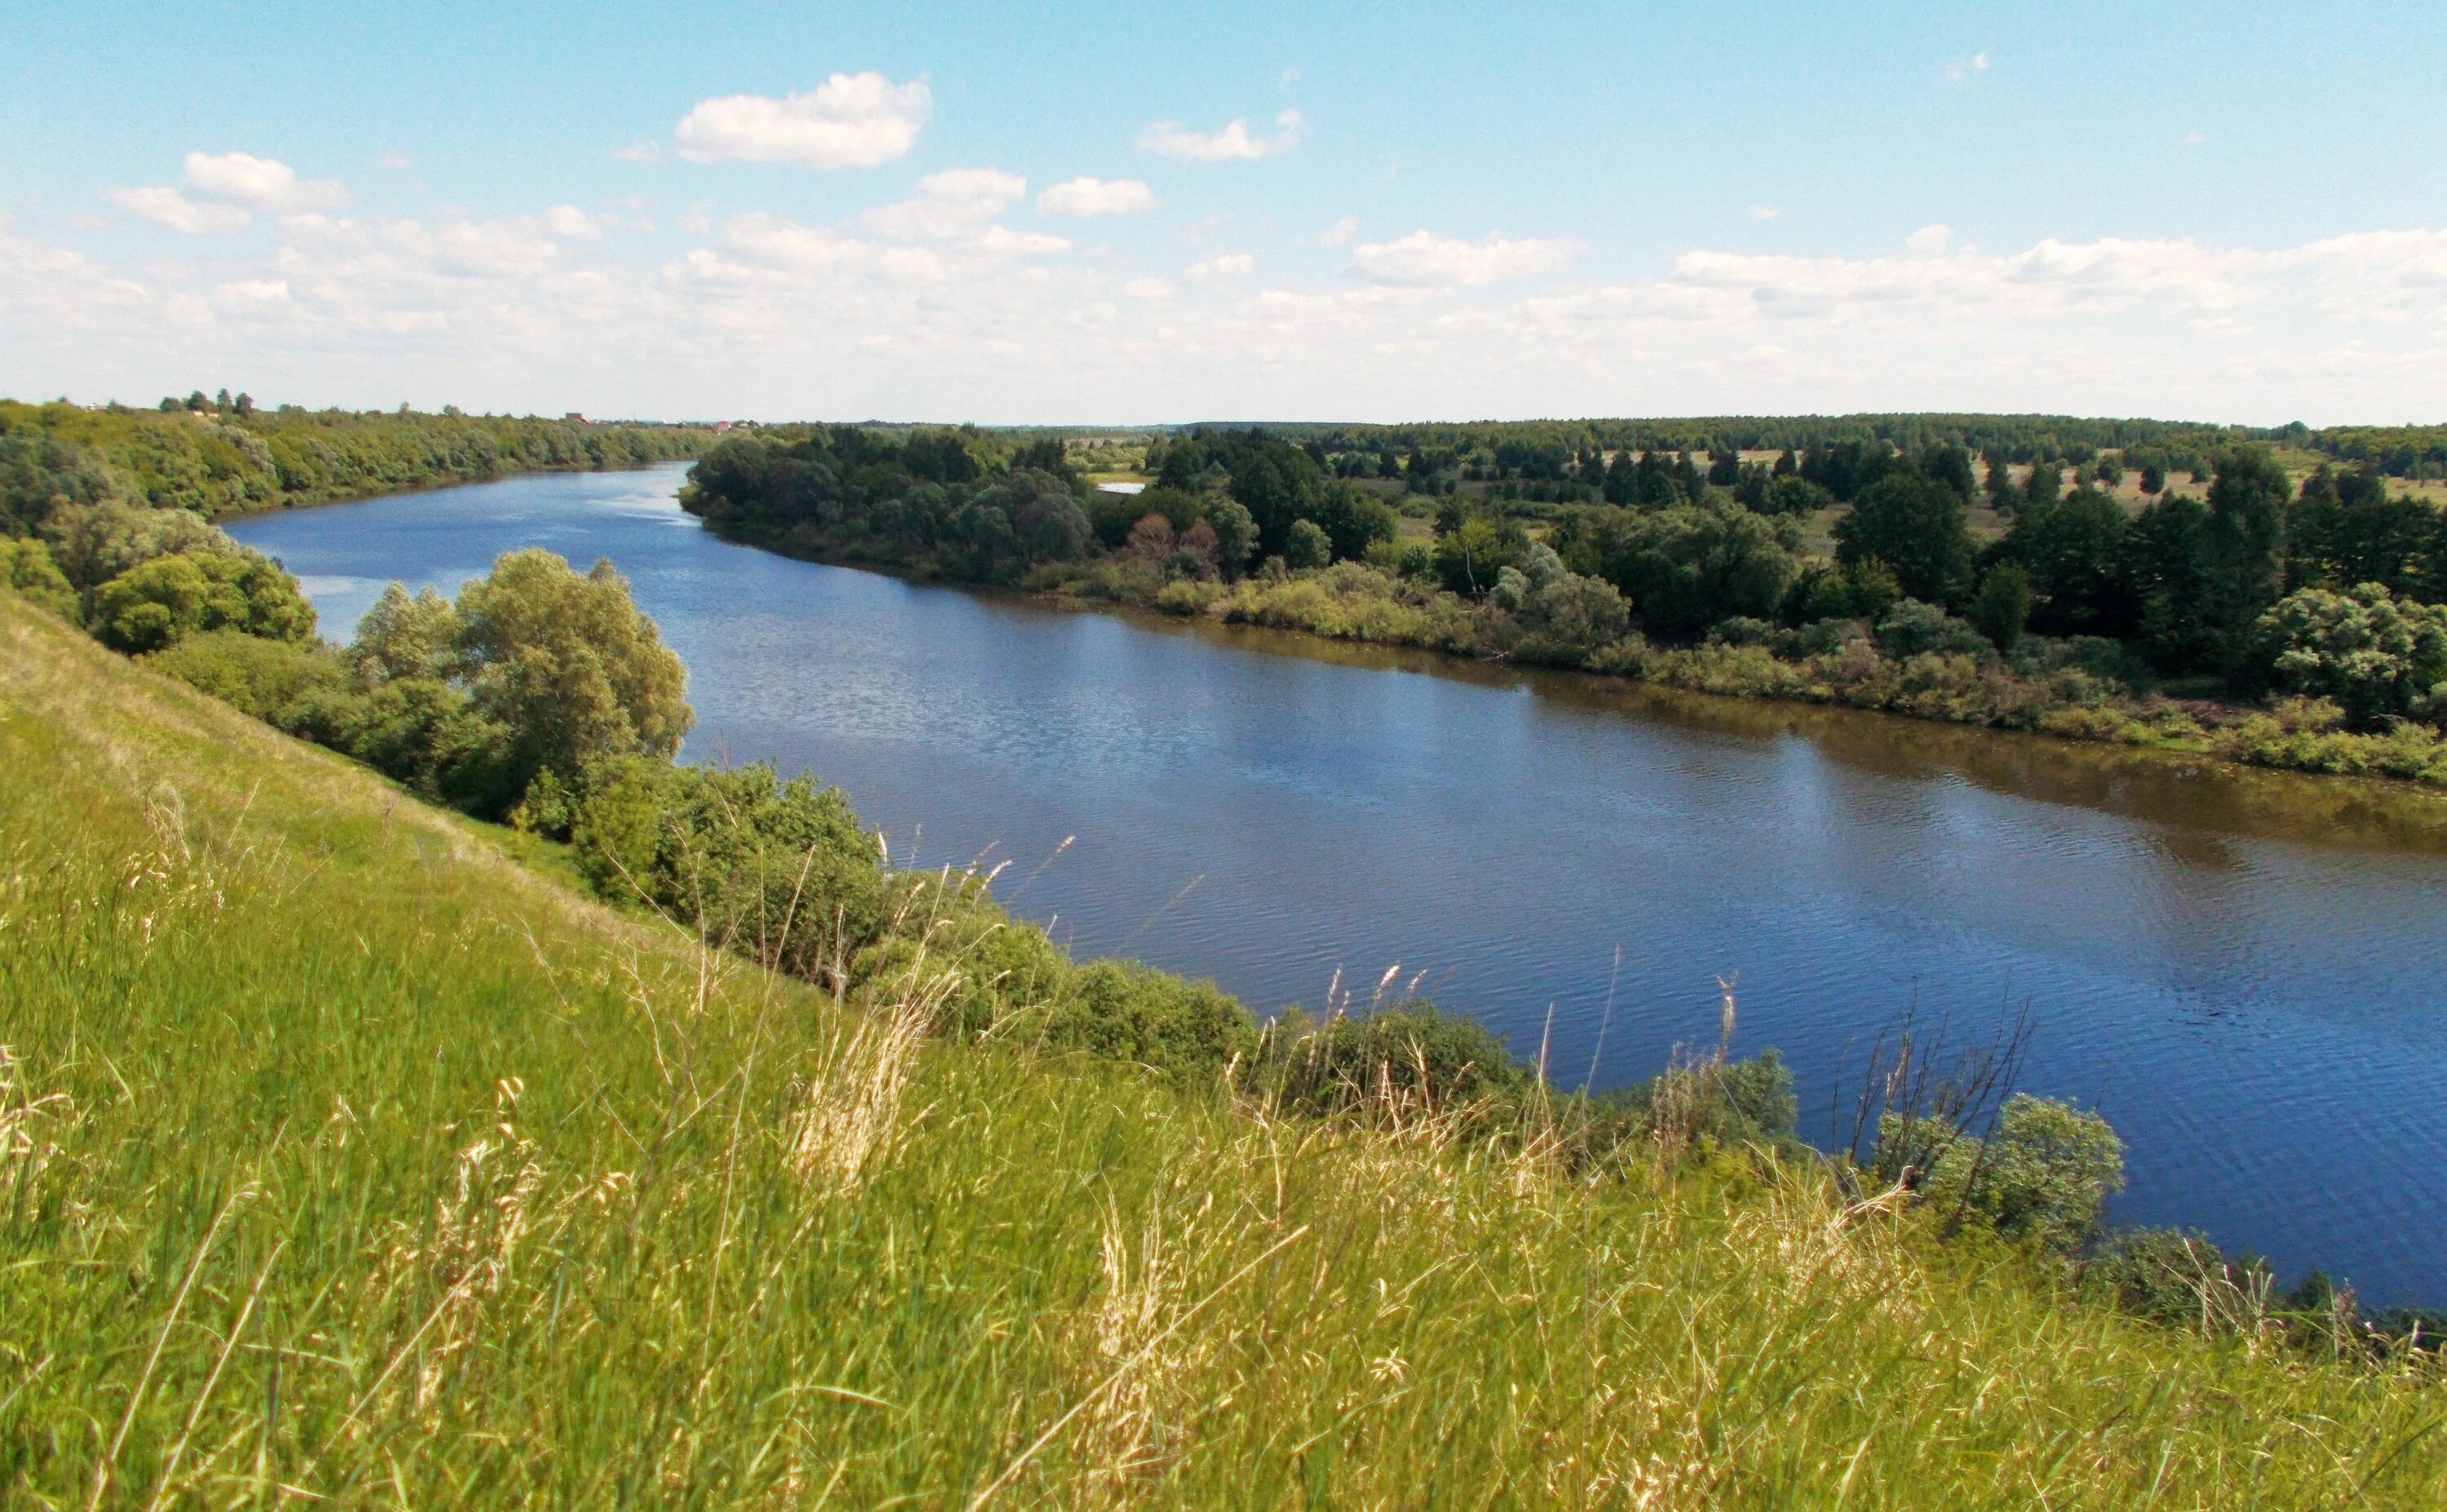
(2, 396), (712, 523)
(682, 424), (1398, 583)
(1262, 413), (2255, 483)
(686, 421), (2447, 783)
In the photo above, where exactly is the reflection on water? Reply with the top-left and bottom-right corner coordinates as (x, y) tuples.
(230, 463), (2447, 1305)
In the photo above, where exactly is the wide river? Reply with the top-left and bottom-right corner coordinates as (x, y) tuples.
(230, 463), (2447, 1305)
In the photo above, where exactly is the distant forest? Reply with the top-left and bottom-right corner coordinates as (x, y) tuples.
(0, 393), (711, 524)
(684, 413), (2447, 785)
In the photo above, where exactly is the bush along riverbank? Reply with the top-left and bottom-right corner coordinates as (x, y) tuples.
(9, 531), (2442, 1372)
(680, 425), (2447, 789)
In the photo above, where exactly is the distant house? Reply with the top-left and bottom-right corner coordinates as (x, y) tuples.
(712, 420), (732, 433)
(564, 411), (587, 423)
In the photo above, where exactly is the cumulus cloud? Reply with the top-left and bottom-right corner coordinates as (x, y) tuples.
(1314, 216), (1359, 245)
(674, 72), (931, 169)
(1944, 51), (1991, 83)
(1670, 228), (2272, 320)
(1748, 204), (1781, 221)
(108, 151), (347, 235)
(611, 141), (662, 163)
(183, 152), (347, 211)
(1037, 177), (1156, 217)
(110, 186), (252, 236)
(1139, 108), (1303, 161)
(1349, 229), (1584, 287)
(1184, 253), (1254, 282)
(543, 204), (606, 240)
(13, 212), (2447, 427)
(863, 168), (1027, 240)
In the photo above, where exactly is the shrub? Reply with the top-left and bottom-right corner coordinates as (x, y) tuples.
(1919, 1094), (2126, 1252)
(0, 536), (76, 618)
(91, 549), (316, 652)
(2082, 1228), (2270, 1334)
(573, 758), (889, 988)
(1034, 960), (1256, 1077)
(1252, 1003), (1531, 1122)
(2252, 582), (2447, 727)
(1876, 599), (1991, 661)
(1581, 1050), (1803, 1168)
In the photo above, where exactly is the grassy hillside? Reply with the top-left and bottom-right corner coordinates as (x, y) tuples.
(2, 586), (2442, 1507)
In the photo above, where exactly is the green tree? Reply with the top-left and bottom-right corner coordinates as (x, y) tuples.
(1283, 517), (1331, 570)
(1834, 474), (1975, 606)
(1571, 498), (1800, 639)
(453, 549), (693, 807)
(2005, 488), (2136, 637)
(2253, 583), (2447, 727)
(352, 582), (462, 683)
(2200, 448), (2290, 675)
(1206, 497), (1258, 578)
(2024, 462), (2062, 512)
(1967, 563), (2033, 652)
(90, 550), (316, 652)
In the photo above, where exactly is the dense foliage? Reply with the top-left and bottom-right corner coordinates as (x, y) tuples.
(1, 397), (711, 522)
(684, 425), (1394, 586)
(150, 549), (689, 818)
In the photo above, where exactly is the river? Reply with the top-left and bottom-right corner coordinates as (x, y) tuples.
(228, 462), (2447, 1305)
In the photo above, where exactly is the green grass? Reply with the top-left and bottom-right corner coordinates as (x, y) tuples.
(3, 587), (2444, 1508)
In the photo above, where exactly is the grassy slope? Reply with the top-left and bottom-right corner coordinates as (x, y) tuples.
(2, 588), (2441, 1509)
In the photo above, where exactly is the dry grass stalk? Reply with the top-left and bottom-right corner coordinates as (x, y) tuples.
(785, 986), (938, 1197)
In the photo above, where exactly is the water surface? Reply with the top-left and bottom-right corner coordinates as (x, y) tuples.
(230, 464), (2447, 1304)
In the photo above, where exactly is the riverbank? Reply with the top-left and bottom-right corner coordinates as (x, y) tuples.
(709, 524), (2447, 795)
(0, 398), (714, 524)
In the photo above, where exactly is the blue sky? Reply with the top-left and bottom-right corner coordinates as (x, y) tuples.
(3, 1), (2443, 423)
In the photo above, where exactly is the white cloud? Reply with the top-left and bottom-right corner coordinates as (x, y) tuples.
(2184, 130), (2208, 148)
(183, 152), (347, 211)
(544, 204), (606, 240)
(1944, 51), (1991, 83)
(1748, 204), (1781, 221)
(1139, 108), (1303, 161)
(1904, 223), (1954, 255)
(380, 152), (413, 171)
(863, 168), (1027, 240)
(674, 72), (931, 169)
(14, 210), (2447, 428)
(611, 141), (662, 163)
(1184, 253), (1254, 282)
(1349, 229), (1583, 286)
(110, 186), (252, 236)
(1038, 177), (1157, 218)
(971, 225), (1070, 262)
(1315, 216), (1359, 245)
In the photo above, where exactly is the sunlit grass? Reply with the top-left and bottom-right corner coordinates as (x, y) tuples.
(3, 588), (2442, 1507)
